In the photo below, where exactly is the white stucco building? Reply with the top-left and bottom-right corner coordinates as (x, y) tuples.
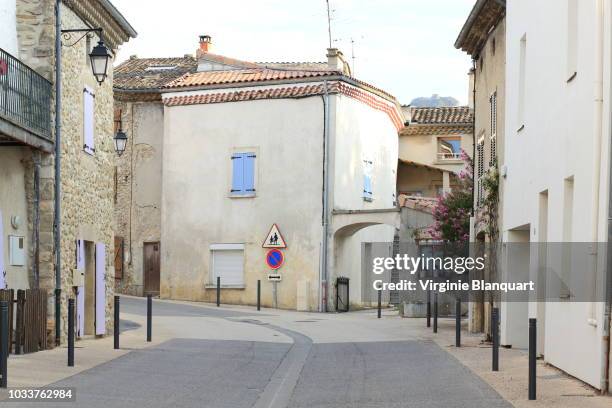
(503, 0), (612, 392)
(114, 37), (404, 311)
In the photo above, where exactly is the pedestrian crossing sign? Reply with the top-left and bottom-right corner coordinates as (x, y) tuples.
(262, 224), (287, 248)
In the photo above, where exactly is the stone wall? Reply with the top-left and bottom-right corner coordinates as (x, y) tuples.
(113, 100), (164, 296)
(15, 0), (118, 343)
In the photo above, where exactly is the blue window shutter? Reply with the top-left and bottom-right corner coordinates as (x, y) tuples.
(231, 153), (244, 194)
(244, 154), (256, 192)
(363, 160), (373, 200)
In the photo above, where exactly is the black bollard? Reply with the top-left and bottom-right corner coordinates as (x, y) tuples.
(377, 290), (382, 318)
(68, 299), (74, 367)
(426, 289), (431, 328)
(114, 296), (120, 349)
(146, 294), (152, 342)
(0, 301), (8, 387)
(433, 293), (438, 333)
(455, 298), (461, 347)
(216, 276), (221, 307)
(529, 318), (537, 400)
(492, 307), (499, 371)
(55, 288), (61, 346)
(257, 280), (261, 311)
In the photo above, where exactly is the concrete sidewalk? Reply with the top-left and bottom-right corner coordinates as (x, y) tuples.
(0, 296), (609, 408)
(406, 316), (612, 408)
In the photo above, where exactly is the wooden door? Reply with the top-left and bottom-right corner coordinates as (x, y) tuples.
(143, 242), (160, 296)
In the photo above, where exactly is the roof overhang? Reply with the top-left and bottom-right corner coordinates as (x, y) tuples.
(455, 0), (505, 57)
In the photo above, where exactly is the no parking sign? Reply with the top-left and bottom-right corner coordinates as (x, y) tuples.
(266, 249), (284, 270)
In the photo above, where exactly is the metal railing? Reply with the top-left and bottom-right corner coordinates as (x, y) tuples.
(0, 47), (52, 140)
(437, 152), (461, 161)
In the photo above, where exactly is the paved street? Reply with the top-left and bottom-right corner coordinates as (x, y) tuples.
(15, 297), (512, 408)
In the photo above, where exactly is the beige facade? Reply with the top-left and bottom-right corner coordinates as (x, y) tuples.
(397, 106), (473, 198)
(114, 40), (403, 311)
(0, 0), (134, 345)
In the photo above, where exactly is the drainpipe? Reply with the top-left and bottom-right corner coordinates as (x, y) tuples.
(591, 0), (612, 393)
(320, 81), (331, 312)
(602, 0), (612, 393)
(54, 0), (62, 345)
(471, 61), (476, 217)
(33, 156), (40, 288)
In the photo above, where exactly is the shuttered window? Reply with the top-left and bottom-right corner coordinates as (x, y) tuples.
(211, 244), (244, 286)
(490, 91), (497, 166)
(83, 87), (95, 155)
(363, 159), (373, 201)
(231, 152), (256, 196)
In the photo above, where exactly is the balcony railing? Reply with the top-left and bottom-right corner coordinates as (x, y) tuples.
(0, 47), (52, 140)
(437, 152), (461, 161)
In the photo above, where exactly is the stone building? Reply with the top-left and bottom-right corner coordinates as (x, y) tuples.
(455, 0), (505, 336)
(114, 37), (403, 311)
(0, 0), (135, 346)
(397, 106), (473, 198)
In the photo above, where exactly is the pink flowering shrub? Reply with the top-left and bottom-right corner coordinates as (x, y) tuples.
(427, 150), (473, 242)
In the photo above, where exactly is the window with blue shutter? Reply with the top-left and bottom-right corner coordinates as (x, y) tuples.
(83, 87), (95, 155)
(363, 160), (373, 201)
(231, 152), (256, 196)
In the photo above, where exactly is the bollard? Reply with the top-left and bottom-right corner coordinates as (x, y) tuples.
(114, 296), (120, 349)
(257, 280), (261, 311)
(377, 290), (382, 318)
(0, 301), (8, 387)
(455, 297), (461, 347)
(146, 294), (152, 342)
(68, 299), (74, 367)
(492, 307), (499, 371)
(529, 318), (537, 400)
(216, 276), (221, 307)
(55, 288), (61, 346)
(426, 289), (431, 328)
(433, 293), (438, 333)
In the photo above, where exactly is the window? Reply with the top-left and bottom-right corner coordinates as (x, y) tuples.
(567, 0), (578, 81)
(490, 91), (497, 165)
(231, 152), (256, 196)
(210, 244), (244, 286)
(491, 38), (496, 56)
(518, 34), (527, 128)
(476, 138), (485, 206)
(363, 159), (373, 201)
(438, 137), (461, 161)
(83, 87), (95, 155)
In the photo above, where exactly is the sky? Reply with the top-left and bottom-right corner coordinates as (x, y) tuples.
(112, 0), (475, 105)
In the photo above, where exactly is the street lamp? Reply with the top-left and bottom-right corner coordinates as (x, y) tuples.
(114, 129), (128, 156)
(61, 28), (111, 85)
(89, 40), (112, 85)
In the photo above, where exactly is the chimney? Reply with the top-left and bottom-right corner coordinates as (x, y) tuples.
(327, 48), (350, 74)
(467, 68), (475, 109)
(197, 35), (213, 57)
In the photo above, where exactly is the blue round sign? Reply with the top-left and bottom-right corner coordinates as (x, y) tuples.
(266, 249), (284, 270)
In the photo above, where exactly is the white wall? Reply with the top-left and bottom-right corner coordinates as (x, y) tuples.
(503, 0), (611, 389)
(331, 94), (399, 210)
(0, 0), (18, 56)
(0, 147), (29, 289)
(161, 96), (325, 309)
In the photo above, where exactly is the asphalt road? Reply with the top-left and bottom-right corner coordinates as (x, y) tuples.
(22, 298), (512, 408)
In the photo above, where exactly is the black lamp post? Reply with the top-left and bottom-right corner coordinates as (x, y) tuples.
(89, 40), (112, 85)
(61, 28), (112, 86)
(114, 129), (128, 156)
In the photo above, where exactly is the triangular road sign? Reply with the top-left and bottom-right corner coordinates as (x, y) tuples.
(262, 224), (287, 248)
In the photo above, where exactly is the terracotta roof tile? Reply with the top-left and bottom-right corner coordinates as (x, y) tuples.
(402, 124), (473, 137)
(163, 68), (341, 89)
(114, 56), (197, 90)
(164, 83), (338, 106)
(410, 106), (473, 124)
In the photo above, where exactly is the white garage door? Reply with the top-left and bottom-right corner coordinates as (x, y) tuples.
(211, 244), (244, 286)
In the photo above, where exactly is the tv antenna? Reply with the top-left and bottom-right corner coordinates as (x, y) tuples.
(326, 0), (333, 49)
